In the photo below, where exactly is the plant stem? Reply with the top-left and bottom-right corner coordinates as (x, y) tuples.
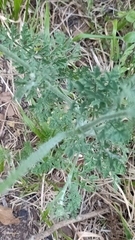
(0, 44), (30, 70)
(0, 44), (73, 106)
(0, 108), (131, 194)
(76, 110), (129, 135)
(0, 131), (66, 194)
(47, 82), (73, 105)
(54, 154), (79, 205)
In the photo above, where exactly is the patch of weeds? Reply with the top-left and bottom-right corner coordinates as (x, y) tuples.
(0, 0), (28, 20)
(18, 177), (40, 195)
(0, 22), (135, 220)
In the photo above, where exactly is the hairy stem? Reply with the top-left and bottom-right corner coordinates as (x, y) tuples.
(0, 44), (73, 106)
(76, 110), (129, 135)
(0, 108), (131, 194)
(0, 132), (66, 194)
(0, 44), (30, 70)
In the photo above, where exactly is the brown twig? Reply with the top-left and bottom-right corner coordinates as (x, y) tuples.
(32, 208), (109, 240)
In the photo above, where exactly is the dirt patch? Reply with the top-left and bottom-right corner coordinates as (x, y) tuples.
(0, 194), (39, 240)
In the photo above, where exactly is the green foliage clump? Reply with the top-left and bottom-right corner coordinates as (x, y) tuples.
(0, 24), (135, 219)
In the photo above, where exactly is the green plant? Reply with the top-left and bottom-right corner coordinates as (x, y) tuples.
(117, 9), (135, 74)
(0, 24), (135, 219)
(0, 146), (10, 173)
(115, 205), (133, 240)
(86, 0), (93, 11)
(0, 0), (45, 29)
(73, 26), (122, 62)
(0, 0), (27, 20)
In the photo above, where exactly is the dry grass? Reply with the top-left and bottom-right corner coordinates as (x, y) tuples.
(0, 0), (135, 239)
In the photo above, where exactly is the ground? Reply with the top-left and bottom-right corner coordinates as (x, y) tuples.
(0, 0), (135, 239)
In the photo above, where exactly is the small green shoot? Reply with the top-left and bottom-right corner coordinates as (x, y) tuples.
(110, 19), (120, 61)
(44, 2), (50, 40)
(87, 0), (93, 11)
(13, 0), (23, 20)
(0, 146), (10, 173)
(73, 33), (122, 42)
(30, 0), (41, 31)
(115, 205), (133, 240)
(24, 0), (30, 22)
(41, 208), (53, 227)
(59, 230), (73, 240)
(41, 208), (58, 240)
(20, 108), (54, 142)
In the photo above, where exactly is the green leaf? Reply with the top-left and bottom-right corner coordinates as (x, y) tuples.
(124, 32), (135, 43)
(41, 208), (53, 226)
(126, 10), (135, 23)
(120, 43), (135, 65)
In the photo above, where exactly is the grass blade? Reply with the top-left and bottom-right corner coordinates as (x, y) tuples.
(73, 33), (122, 42)
(13, 0), (23, 20)
(44, 2), (50, 40)
(30, 0), (41, 31)
(115, 205), (133, 240)
(20, 108), (52, 141)
(24, 0), (30, 21)
(0, 131), (66, 194)
(0, 0), (7, 9)
(110, 19), (120, 60)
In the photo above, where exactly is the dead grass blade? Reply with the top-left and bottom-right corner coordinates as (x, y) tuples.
(77, 231), (104, 240)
